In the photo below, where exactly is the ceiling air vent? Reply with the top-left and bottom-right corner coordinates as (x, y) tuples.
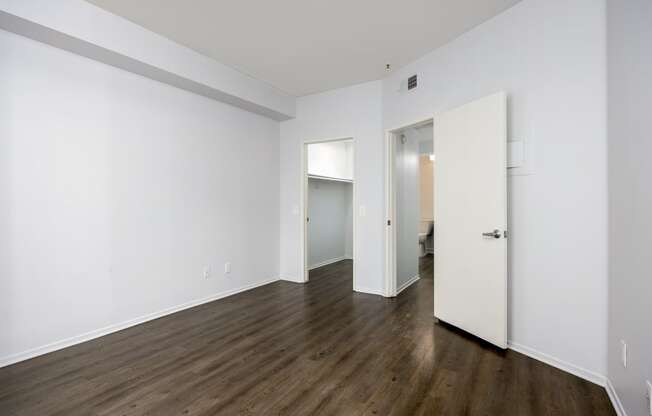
(407, 74), (418, 90)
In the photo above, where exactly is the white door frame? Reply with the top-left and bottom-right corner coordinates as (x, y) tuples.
(301, 137), (357, 287)
(385, 117), (434, 297)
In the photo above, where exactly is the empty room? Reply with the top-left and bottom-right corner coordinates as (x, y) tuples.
(0, 0), (649, 415)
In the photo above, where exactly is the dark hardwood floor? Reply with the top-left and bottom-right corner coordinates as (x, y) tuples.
(0, 255), (614, 415)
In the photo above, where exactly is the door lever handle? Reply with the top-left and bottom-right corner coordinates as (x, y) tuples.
(482, 229), (502, 239)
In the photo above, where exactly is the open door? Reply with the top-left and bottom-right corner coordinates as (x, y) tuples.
(434, 92), (507, 348)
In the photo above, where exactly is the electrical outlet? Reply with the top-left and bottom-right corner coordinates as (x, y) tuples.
(203, 266), (211, 279)
(224, 262), (231, 274)
(621, 340), (627, 368)
(646, 380), (652, 415)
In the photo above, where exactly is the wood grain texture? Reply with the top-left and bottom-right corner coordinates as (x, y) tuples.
(0, 256), (614, 415)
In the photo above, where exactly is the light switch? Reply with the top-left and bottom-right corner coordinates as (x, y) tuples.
(621, 340), (627, 368)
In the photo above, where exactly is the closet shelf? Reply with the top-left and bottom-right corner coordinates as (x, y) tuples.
(307, 174), (353, 183)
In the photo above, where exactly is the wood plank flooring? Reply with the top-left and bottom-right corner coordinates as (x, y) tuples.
(0, 256), (614, 415)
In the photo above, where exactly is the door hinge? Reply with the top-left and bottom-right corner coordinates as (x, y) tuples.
(387, 219), (391, 226)
(306, 217), (310, 223)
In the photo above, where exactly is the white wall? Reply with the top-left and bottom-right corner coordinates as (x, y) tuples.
(383, 0), (608, 381)
(607, 0), (652, 414)
(279, 81), (384, 294)
(307, 178), (352, 268)
(0, 29), (280, 365)
(307, 140), (353, 180)
(395, 130), (420, 288)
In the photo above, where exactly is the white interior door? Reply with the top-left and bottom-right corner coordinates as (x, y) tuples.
(433, 92), (507, 348)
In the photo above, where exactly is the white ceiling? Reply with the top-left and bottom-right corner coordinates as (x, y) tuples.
(85, 0), (521, 97)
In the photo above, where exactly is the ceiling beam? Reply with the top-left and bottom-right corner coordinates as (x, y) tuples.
(0, 0), (296, 121)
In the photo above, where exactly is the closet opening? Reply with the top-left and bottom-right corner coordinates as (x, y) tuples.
(301, 138), (356, 289)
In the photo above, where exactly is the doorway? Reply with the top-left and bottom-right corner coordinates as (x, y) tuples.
(385, 92), (508, 349)
(385, 119), (435, 297)
(301, 138), (356, 288)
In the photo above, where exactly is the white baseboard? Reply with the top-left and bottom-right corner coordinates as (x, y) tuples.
(396, 274), (420, 295)
(507, 341), (606, 387)
(606, 378), (627, 416)
(280, 276), (304, 283)
(0, 277), (279, 369)
(354, 285), (383, 296)
(308, 256), (346, 270)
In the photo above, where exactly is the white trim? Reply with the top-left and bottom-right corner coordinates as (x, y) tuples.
(606, 378), (627, 416)
(302, 136), (354, 145)
(507, 341), (606, 387)
(386, 116), (436, 134)
(354, 285), (384, 296)
(308, 256), (348, 270)
(396, 274), (420, 295)
(279, 276), (304, 283)
(384, 130), (394, 297)
(0, 277), (279, 368)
